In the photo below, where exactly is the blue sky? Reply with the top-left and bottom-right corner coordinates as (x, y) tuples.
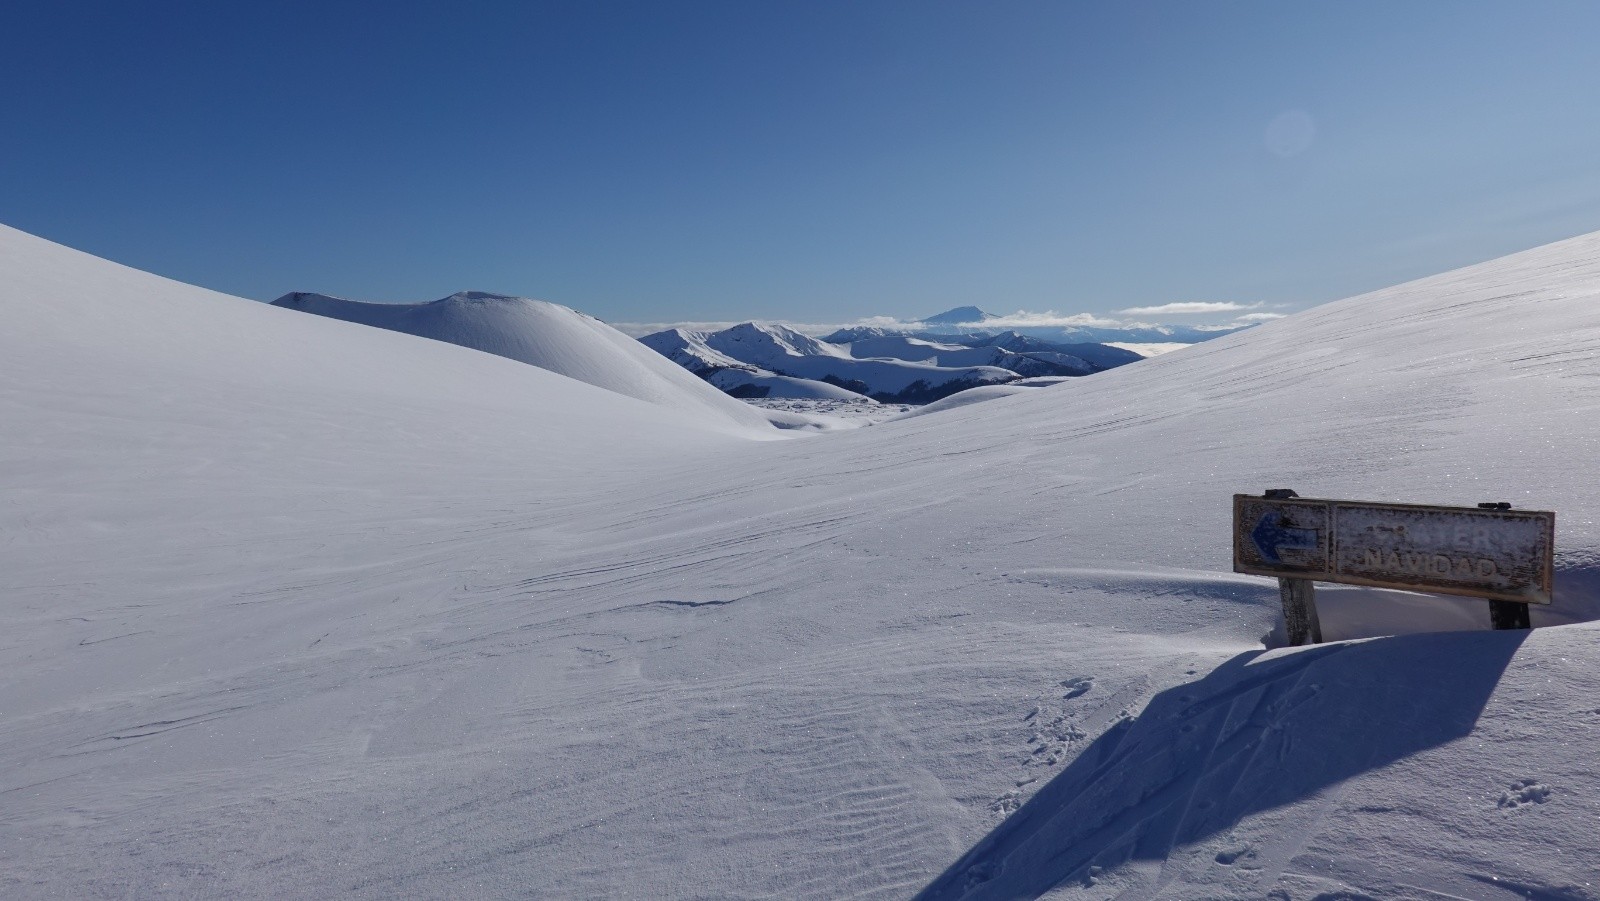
(4, 1), (1600, 329)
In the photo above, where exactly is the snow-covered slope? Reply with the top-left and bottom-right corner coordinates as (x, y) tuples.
(847, 334), (1098, 376)
(706, 367), (875, 401)
(643, 321), (1020, 403)
(892, 376), (1073, 419)
(639, 325), (850, 400)
(637, 325), (757, 374)
(824, 326), (1159, 372)
(272, 290), (775, 432)
(968, 331), (1144, 369)
(7, 222), (1600, 900)
(640, 326), (870, 401)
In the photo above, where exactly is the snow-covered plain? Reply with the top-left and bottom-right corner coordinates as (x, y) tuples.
(5, 222), (1600, 899)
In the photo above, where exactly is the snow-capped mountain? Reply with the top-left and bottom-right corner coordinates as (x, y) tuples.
(7, 220), (1600, 899)
(641, 321), (1021, 403)
(271, 290), (774, 433)
(638, 326), (873, 401)
(844, 333), (1125, 377)
(920, 304), (998, 326)
(965, 331), (1145, 369)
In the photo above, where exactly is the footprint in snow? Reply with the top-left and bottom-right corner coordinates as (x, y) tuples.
(989, 789), (1022, 814)
(1498, 779), (1552, 809)
(1060, 677), (1093, 699)
(1213, 843), (1254, 866)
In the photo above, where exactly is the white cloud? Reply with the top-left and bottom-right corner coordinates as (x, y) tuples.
(1115, 301), (1256, 315)
(854, 315), (913, 329)
(1234, 312), (1287, 323)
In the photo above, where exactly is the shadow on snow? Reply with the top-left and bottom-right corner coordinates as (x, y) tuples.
(917, 629), (1528, 899)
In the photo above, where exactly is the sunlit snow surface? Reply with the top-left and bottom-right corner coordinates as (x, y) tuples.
(269, 290), (778, 435)
(4, 222), (1600, 899)
(1105, 341), (1194, 357)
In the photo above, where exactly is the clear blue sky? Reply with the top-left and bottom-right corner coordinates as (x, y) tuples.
(4, 1), (1600, 327)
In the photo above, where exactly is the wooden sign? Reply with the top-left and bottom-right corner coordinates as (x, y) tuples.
(1233, 495), (1554, 604)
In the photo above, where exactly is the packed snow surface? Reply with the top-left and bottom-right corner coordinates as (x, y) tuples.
(6, 222), (1600, 899)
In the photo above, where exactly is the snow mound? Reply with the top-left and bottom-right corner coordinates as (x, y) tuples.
(273, 291), (774, 433)
(893, 378), (1070, 419)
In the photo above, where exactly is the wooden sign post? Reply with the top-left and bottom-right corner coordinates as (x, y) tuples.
(1232, 490), (1555, 646)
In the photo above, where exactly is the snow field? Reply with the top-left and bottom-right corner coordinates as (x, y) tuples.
(4, 223), (1600, 897)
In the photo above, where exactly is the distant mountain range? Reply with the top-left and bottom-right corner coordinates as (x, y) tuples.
(267, 295), (1242, 409)
(824, 306), (1254, 346)
(639, 318), (1146, 404)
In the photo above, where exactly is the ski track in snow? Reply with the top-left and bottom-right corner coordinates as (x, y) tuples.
(5, 224), (1600, 897)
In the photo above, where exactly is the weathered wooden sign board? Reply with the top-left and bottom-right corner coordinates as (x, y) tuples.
(1233, 495), (1555, 604)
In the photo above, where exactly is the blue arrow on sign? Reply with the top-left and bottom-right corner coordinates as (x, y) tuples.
(1251, 513), (1319, 563)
